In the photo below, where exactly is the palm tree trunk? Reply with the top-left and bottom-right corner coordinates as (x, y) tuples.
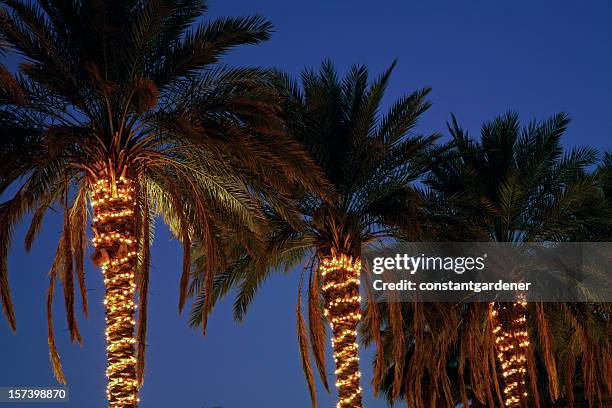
(320, 253), (363, 408)
(492, 301), (530, 407)
(91, 176), (139, 408)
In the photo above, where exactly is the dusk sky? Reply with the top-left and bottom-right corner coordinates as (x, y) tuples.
(1, 1), (611, 407)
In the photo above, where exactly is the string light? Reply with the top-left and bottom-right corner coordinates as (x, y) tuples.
(320, 254), (363, 408)
(92, 177), (139, 408)
(491, 300), (530, 407)
(94, 209), (135, 222)
(93, 232), (135, 246)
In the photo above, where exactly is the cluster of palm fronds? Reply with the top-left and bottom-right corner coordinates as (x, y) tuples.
(0, 1), (610, 408)
(361, 115), (612, 407)
(0, 0), (329, 404)
(187, 67), (611, 407)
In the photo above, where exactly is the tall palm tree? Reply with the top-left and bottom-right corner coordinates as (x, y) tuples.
(366, 112), (610, 407)
(189, 61), (440, 407)
(0, 1), (329, 407)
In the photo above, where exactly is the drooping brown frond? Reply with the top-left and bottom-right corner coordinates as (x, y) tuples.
(136, 183), (151, 387)
(535, 302), (559, 400)
(198, 212), (217, 336)
(0, 254), (15, 332)
(472, 307), (494, 408)
(363, 274), (384, 395)
(420, 304), (457, 407)
(408, 302), (426, 408)
(178, 227), (191, 313)
(47, 239), (66, 385)
(469, 304), (492, 405)
(565, 353), (576, 408)
(297, 268), (317, 408)
(136, 247), (149, 388)
(25, 193), (54, 252)
(307, 267), (328, 391)
(62, 181), (80, 344)
(604, 338), (612, 402)
(154, 172), (221, 334)
(71, 187), (88, 318)
(563, 304), (600, 407)
(458, 309), (471, 408)
(0, 197), (23, 332)
(526, 332), (542, 408)
(1, 163), (66, 332)
(388, 294), (404, 399)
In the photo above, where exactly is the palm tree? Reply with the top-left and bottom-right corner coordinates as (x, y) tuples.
(189, 60), (440, 407)
(431, 112), (608, 407)
(366, 112), (610, 407)
(0, 1), (329, 407)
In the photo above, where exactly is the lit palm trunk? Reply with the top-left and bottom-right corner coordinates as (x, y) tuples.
(320, 253), (363, 408)
(91, 177), (139, 408)
(491, 301), (530, 407)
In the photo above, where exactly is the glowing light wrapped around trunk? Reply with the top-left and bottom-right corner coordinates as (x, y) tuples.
(320, 254), (363, 408)
(491, 301), (530, 407)
(91, 177), (139, 408)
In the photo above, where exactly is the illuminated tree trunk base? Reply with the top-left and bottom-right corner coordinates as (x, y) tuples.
(492, 301), (530, 408)
(321, 253), (363, 408)
(92, 177), (139, 408)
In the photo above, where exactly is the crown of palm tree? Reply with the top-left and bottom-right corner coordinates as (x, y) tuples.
(0, 0), (330, 392)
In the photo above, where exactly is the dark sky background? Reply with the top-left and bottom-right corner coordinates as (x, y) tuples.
(1, 1), (611, 407)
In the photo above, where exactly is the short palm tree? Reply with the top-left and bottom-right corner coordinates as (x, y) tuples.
(431, 112), (608, 407)
(189, 61), (440, 407)
(0, 1), (328, 407)
(366, 112), (610, 407)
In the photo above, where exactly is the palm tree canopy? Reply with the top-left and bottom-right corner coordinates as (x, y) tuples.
(282, 60), (441, 256)
(426, 111), (607, 242)
(190, 60), (440, 323)
(367, 113), (612, 407)
(0, 0), (333, 379)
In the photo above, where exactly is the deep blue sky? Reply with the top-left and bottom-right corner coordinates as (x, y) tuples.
(1, 1), (611, 407)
